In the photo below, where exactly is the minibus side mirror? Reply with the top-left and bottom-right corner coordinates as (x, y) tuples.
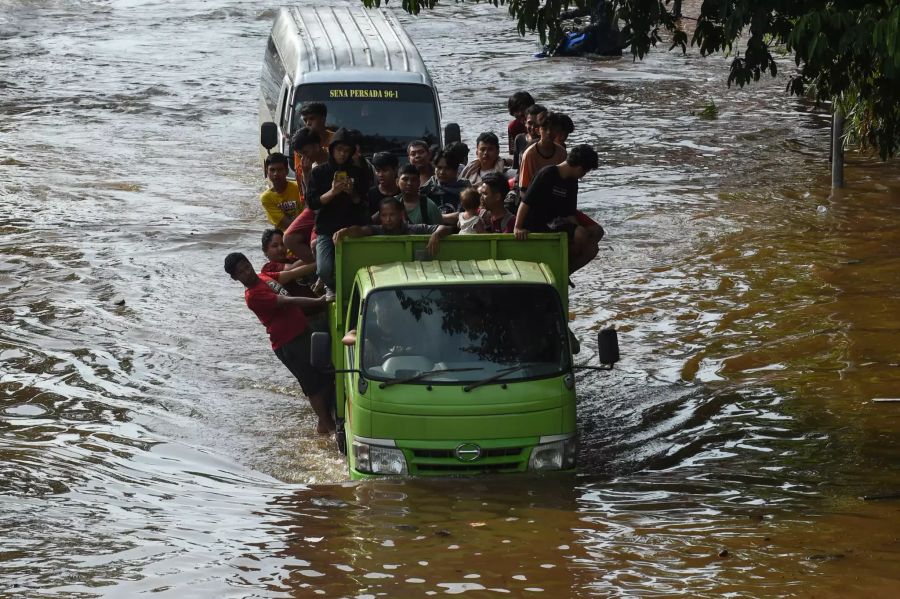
(260, 122), (279, 153)
(310, 332), (332, 369)
(444, 122), (461, 145)
(598, 328), (620, 367)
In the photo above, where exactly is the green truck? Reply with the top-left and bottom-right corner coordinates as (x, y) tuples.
(310, 233), (617, 479)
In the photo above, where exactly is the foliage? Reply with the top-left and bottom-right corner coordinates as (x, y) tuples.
(692, 100), (719, 120)
(361, 0), (900, 159)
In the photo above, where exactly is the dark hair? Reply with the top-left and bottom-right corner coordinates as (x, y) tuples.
(398, 163), (420, 178)
(566, 144), (599, 172)
(224, 252), (249, 275)
(372, 151), (399, 170)
(407, 139), (428, 154)
(344, 128), (364, 147)
(459, 187), (480, 212)
(525, 103), (548, 118)
(264, 152), (289, 170)
(480, 172), (509, 198)
(429, 143), (440, 158)
(507, 91), (535, 115)
(432, 148), (461, 171)
(541, 112), (565, 131)
(261, 228), (283, 253)
(445, 141), (469, 165)
(291, 127), (320, 153)
(475, 131), (500, 149)
(379, 197), (405, 212)
(299, 102), (327, 117)
(558, 113), (575, 134)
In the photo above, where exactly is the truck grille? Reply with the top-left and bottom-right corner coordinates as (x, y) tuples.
(407, 446), (527, 475)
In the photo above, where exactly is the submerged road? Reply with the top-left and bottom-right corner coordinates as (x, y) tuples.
(1, 0), (899, 595)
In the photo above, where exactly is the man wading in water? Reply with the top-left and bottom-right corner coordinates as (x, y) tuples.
(224, 252), (335, 434)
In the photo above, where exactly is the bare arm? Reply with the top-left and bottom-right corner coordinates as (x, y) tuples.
(441, 211), (458, 225)
(514, 202), (530, 240)
(333, 225), (374, 245)
(276, 262), (317, 284)
(425, 225), (454, 256)
(319, 174), (350, 205)
(275, 294), (328, 310)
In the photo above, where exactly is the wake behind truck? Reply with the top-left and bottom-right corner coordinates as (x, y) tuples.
(310, 234), (618, 479)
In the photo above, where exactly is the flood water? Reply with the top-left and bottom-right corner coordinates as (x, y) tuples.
(1, 0), (899, 596)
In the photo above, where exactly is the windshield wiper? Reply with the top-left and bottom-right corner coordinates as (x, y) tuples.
(379, 367), (483, 389)
(463, 365), (530, 392)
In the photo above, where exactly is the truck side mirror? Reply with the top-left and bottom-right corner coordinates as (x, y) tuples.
(260, 121), (279, 153)
(444, 122), (461, 145)
(598, 328), (619, 367)
(310, 331), (332, 369)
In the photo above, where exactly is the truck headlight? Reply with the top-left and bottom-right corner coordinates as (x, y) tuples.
(528, 436), (578, 471)
(353, 440), (408, 475)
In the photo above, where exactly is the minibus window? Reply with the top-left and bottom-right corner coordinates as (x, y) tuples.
(261, 37), (286, 117)
(293, 83), (440, 155)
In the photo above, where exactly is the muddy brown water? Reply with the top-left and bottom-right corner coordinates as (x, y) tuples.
(1, 1), (898, 596)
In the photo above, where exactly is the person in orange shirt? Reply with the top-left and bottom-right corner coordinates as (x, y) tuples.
(518, 112), (569, 200)
(299, 103), (333, 148)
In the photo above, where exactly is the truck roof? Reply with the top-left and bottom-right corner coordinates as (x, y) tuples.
(361, 259), (557, 293)
(272, 5), (433, 86)
(334, 235), (570, 329)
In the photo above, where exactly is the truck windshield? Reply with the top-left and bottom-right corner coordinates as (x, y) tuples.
(293, 83), (440, 155)
(361, 285), (570, 385)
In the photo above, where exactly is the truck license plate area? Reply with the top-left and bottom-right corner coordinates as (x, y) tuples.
(409, 447), (526, 475)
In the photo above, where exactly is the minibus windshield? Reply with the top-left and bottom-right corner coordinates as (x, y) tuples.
(293, 83), (440, 155)
(361, 285), (570, 384)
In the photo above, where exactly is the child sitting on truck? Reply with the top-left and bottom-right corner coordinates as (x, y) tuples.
(332, 197), (455, 258)
(456, 188), (485, 234)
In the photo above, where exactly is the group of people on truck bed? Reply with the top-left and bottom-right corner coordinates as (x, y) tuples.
(224, 91), (604, 434)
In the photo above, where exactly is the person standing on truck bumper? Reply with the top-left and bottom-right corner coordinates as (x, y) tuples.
(304, 128), (371, 296)
(224, 252), (335, 434)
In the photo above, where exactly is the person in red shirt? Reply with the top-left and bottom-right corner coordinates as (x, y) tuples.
(224, 252), (334, 434)
(260, 228), (321, 301)
(477, 172), (515, 233)
(506, 91), (535, 155)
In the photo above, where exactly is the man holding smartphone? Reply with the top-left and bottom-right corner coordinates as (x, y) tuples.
(304, 128), (372, 298)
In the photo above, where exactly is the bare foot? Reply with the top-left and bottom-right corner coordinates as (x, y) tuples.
(316, 419), (336, 435)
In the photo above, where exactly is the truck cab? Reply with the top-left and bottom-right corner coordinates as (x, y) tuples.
(313, 233), (594, 479)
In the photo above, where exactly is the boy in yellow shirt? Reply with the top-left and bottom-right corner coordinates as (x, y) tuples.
(260, 153), (302, 230)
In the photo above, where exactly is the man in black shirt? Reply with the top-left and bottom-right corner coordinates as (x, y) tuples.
(305, 128), (372, 296)
(514, 144), (600, 274)
(333, 197), (454, 258)
(366, 152), (400, 219)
